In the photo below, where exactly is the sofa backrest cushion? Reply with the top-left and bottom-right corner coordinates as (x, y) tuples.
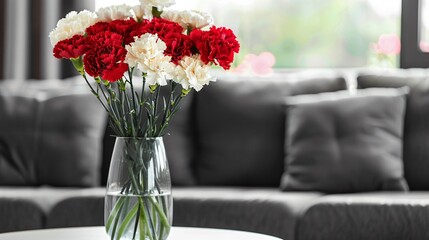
(0, 78), (106, 187)
(0, 93), (41, 185)
(357, 70), (429, 190)
(281, 88), (409, 193)
(162, 92), (197, 185)
(194, 72), (347, 186)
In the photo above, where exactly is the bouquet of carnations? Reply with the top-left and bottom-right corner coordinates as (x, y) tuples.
(50, 0), (239, 138)
(50, 1), (239, 240)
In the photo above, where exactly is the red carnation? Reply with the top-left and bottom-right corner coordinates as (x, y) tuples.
(83, 32), (128, 82)
(133, 18), (184, 39)
(86, 22), (110, 36)
(53, 35), (89, 59)
(128, 18), (191, 64)
(162, 32), (194, 64)
(109, 19), (140, 44)
(190, 26), (240, 70)
(86, 19), (141, 45)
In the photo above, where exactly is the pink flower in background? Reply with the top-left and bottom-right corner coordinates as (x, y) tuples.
(420, 41), (429, 52)
(234, 51), (276, 75)
(374, 34), (401, 55)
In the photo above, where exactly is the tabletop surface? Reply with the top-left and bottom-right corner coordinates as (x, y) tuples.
(0, 226), (282, 240)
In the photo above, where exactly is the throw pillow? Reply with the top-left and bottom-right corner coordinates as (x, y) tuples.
(0, 92), (42, 185)
(195, 73), (347, 186)
(357, 71), (429, 190)
(36, 93), (106, 187)
(281, 88), (409, 193)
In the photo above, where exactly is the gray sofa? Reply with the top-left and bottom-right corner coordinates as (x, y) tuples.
(1, 69), (429, 240)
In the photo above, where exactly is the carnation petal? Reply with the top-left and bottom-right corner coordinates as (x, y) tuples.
(102, 62), (129, 82)
(174, 55), (215, 91)
(96, 4), (133, 22)
(132, 4), (153, 20)
(140, 0), (175, 11)
(162, 9), (213, 30)
(49, 10), (98, 46)
(125, 33), (174, 86)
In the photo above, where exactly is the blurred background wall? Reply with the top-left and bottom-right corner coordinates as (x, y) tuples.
(0, 0), (94, 81)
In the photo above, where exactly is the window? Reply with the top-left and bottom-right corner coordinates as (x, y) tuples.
(95, 0), (402, 69)
(420, 0), (429, 51)
(401, 0), (429, 68)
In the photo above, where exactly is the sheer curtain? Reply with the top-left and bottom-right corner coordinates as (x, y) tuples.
(0, 0), (94, 81)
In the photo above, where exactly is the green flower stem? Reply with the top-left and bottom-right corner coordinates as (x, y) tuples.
(110, 100), (125, 136)
(157, 87), (184, 136)
(138, 77), (147, 136)
(72, 59), (190, 138)
(81, 74), (109, 112)
(151, 90), (158, 136)
(81, 74), (126, 136)
(113, 149), (170, 240)
(149, 196), (170, 229)
(142, 198), (158, 240)
(118, 83), (128, 133)
(131, 204), (140, 240)
(101, 82), (126, 136)
(105, 197), (126, 230)
(106, 197), (130, 240)
(123, 88), (136, 136)
(157, 82), (176, 135)
(106, 139), (170, 240)
(148, 86), (161, 137)
(138, 204), (147, 240)
(106, 81), (129, 135)
(108, 196), (169, 240)
(128, 68), (138, 120)
(72, 61), (180, 240)
(96, 78), (110, 104)
(116, 202), (139, 240)
(146, 85), (159, 137)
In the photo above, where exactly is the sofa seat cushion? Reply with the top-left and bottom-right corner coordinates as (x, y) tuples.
(173, 187), (323, 240)
(297, 192), (429, 240)
(0, 198), (44, 233)
(45, 188), (105, 228)
(0, 186), (105, 232)
(0, 187), (322, 240)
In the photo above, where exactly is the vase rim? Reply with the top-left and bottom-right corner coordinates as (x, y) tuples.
(112, 136), (163, 140)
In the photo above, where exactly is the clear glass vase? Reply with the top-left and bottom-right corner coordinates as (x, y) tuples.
(105, 137), (172, 240)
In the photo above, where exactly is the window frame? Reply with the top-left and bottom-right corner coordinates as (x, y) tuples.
(401, 0), (429, 68)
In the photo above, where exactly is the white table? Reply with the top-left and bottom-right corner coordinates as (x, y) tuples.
(0, 226), (282, 240)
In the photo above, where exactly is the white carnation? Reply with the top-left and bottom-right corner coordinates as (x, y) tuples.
(173, 56), (215, 91)
(162, 9), (213, 30)
(125, 33), (166, 67)
(132, 4), (153, 20)
(49, 10), (98, 46)
(145, 59), (176, 86)
(160, 10), (181, 24)
(125, 33), (175, 86)
(96, 4), (133, 22)
(140, 0), (175, 11)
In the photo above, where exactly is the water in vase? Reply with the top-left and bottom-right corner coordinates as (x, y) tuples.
(105, 192), (172, 240)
